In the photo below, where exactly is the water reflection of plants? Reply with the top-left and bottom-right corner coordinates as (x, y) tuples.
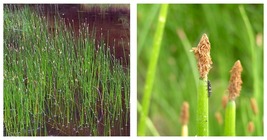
(4, 5), (130, 136)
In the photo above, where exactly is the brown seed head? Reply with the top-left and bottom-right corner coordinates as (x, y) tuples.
(250, 97), (259, 115)
(247, 121), (255, 134)
(191, 34), (212, 79)
(180, 101), (189, 125)
(215, 111), (223, 125)
(228, 60), (243, 100)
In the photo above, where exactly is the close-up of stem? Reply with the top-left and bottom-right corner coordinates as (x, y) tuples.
(138, 4), (263, 136)
(224, 100), (236, 136)
(191, 34), (212, 136)
(197, 79), (209, 136)
(224, 60), (243, 136)
(138, 4), (169, 136)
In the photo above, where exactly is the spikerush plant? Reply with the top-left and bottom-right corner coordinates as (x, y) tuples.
(4, 4), (130, 136)
(137, 4), (263, 136)
(191, 34), (212, 136)
(138, 4), (169, 136)
(224, 60), (243, 136)
(180, 101), (189, 136)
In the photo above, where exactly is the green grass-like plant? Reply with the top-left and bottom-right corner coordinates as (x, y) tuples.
(137, 4), (169, 136)
(137, 4), (263, 136)
(196, 79), (209, 136)
(191, 34), (212, 136)
(224, 60), (243, 136)
(4, 5), (129, 136)
(224, 100), (236, 136)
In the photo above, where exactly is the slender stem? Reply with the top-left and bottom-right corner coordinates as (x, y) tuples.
(197, 78), (209, 136)
(239, 5), (258, 100)
(224, 100), (236, 136)
(181, 125), (188, 136)
(137, 5), (160, 58)
(239, 5), (262, 136)
(138, 4), (168, 136)
(137, 101), (160, 136)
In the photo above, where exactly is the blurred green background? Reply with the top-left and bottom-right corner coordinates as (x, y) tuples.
(137, 4), (263, 136)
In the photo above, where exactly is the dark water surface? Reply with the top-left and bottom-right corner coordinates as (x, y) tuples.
(34, 4), (130, 136)
(34, 4), (130, 68)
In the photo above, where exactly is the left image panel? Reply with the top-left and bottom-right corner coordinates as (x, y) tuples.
(4, 4), (130, 136)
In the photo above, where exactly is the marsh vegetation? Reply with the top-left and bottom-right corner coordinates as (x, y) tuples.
(4, 4), (130, 136)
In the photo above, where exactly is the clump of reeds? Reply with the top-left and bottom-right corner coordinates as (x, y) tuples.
(191, 33), (212, 136)
(180, 101), (189, 136)
(4, 4), (130, 136)
(224, 60), (243, 136)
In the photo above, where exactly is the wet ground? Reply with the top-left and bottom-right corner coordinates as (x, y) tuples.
(4, 4), (130, 136)
(36, 4), (130, 136)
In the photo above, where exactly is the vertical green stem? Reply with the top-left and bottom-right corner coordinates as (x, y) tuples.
(138, 4), (168, 136)
(197, 78), (209, 136)
(138, 5), (160, 58)
(224, 100), (236, 136)
(137, 101), (160, 136)
(239, 5), (262, 135)
(239, 5), (259, 101)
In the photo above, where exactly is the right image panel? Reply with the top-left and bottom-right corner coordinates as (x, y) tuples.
(137, 4), (263, 136)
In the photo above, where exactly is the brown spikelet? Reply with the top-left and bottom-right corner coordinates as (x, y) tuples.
(250, 97), (259, 115)
(180, 102), (189, 125)
(191, 34), (212, 79)
(215, 111), (223, 125)
(222, 94), (228, 109)
(228, 60), (243, 100)
(247, 121), (255, 134)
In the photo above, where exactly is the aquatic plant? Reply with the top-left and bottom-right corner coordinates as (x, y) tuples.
(137, 4), (169, 136)
(224, 60), (243, 136)
(180, 101), (189, 136)
(137, 4), (263, 136)
(191, 34), (212, 136)
(4, 4), (130, 136)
